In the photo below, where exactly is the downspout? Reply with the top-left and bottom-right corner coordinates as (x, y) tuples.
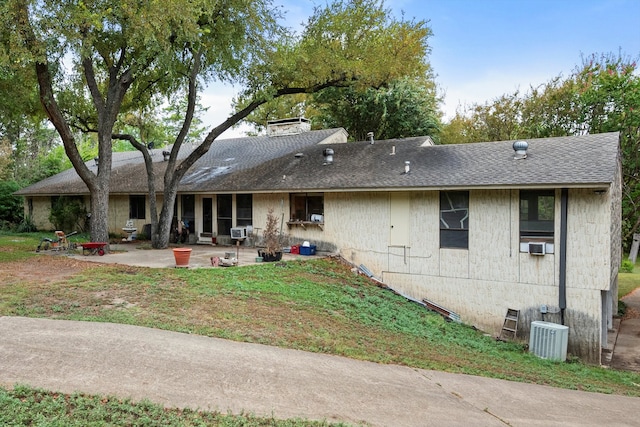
(559, 188), (568, 325)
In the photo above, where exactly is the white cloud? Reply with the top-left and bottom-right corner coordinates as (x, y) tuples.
(199, 83), (254, 139)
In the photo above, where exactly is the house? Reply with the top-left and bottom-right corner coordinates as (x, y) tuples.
(16, 122), (622, 364)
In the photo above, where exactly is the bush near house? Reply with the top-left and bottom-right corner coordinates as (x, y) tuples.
(48, 196), (88, 233)
(621, 259), (635, 274)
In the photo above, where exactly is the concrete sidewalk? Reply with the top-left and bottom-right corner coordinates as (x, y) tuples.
(1, 317), (638, 427)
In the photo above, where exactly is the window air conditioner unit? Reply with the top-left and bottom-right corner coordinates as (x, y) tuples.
(529, 321), (568, 361)
(230, 227), (246, 240)
(528, 242), (546, 255)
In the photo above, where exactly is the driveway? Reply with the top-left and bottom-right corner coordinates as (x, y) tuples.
(1, 316), (639, 427)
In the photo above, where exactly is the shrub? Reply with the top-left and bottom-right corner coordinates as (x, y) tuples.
(0, 181), (24, 227)
(262, 207), (282, 256)
(49, 196), (88, 232)
(16, 215), (37, 233)
(620, 259), (635, 274)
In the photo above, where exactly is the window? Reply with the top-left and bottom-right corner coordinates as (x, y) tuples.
(181, 194), (195, 233)
(520, 190), (554, 242)
(129, 195), (146, 219)
(290, 193), (324, 222)
(236, 194), (253, 227)
(217, 194), (232, 236)
(440, 191), (469, 249)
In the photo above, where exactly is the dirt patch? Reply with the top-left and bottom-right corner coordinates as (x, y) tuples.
(0, 255), (93, 285)
(622, 305), (640, 321)
(622, 287), (640, 320)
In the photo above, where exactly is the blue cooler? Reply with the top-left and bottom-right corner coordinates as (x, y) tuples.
(300, 245), (316, 256)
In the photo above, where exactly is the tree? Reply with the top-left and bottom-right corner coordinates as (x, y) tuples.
(574, 54), (640, 246)
(0, 180), (23, 229)
(2, 0), (281, 244)
(440, 92), (525, 144)
(3, 0), (433, 248)
(0, 35), (56, 186)
(310, 76), (441, 141)
(239, 76), (441, 142)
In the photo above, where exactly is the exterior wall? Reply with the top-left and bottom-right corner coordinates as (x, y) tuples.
(253, 192), (334, 250)
(609, 155), (623, 321)
(312, 188), (613, 364)
(108, 196), (132, 235)
(27, 197), (55, 230)
(252, 193), (287, 244)
(324, 192), (392, 269)
(107, 195), (163, 238)
(27, 184), (617, 363)
(25, 194), (155, 237)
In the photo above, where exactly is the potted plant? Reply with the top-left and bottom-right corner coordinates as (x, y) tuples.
(258, 207), (283, 262)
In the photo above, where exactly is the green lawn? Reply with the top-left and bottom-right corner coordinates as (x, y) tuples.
(1, 232), (640, 425)
(619, 256), (640, 298)
(0, 384), (345, 427)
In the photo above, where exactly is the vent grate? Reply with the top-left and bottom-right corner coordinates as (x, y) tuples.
(528, 242), (546, 255)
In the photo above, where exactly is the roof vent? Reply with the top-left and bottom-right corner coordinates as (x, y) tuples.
(367, 132), (374, 144)
(513, 140), (528, 160)
(404, 161), (410, 174)
(323, 148), (334, 165)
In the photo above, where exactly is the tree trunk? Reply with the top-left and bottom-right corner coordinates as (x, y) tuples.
(89, 189), (110, 244)
(156, 190), (178, 249)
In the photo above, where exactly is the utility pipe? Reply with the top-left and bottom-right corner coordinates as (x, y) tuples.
(559, 188), (568, 325)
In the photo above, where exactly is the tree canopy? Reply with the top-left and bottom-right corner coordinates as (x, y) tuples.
(240, 76), (441, 141)
(313, 76), (441, 141)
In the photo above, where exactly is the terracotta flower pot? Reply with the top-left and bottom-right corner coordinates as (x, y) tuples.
(173, 247), (192, 267)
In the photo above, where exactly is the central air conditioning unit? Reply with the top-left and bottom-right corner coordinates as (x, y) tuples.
(528, 242), (546, 255)
(230, 227), (246, 240)
(529, 321), (569, 361)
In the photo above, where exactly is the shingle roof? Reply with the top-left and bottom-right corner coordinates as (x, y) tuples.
(15, 128), (347, 196)
(15, 131), (619, 196)
(200, 132), (620, 192)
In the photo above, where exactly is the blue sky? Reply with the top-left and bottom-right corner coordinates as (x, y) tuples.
(208, 0), (640, 138)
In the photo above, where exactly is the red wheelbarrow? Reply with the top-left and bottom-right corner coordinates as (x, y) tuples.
(80, 242), (108, 256)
